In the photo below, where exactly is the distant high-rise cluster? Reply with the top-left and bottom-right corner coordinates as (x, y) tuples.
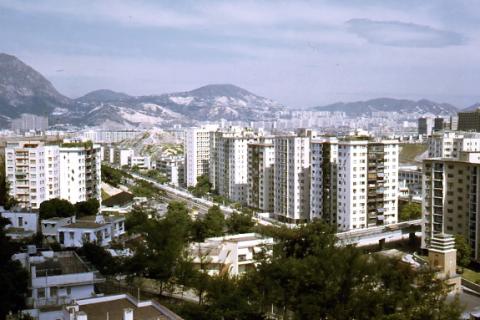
(4, 139), (101, 209)
(185, 126), (399, 231)
(11, 114), (48, 133)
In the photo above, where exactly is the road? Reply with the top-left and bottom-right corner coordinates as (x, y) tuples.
(128, 171), (235, 216)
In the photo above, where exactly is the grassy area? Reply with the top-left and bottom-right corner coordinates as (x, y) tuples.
(462, 267), (480, 283)
(399, 143), (428, 164)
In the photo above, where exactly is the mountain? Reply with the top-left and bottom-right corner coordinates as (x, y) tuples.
(76, 89), (131, 103)
(311, 98), (458, 116)
(461, 103), (480, 112)
(67, 84), (285, 127)
(0, 53), (71, 126)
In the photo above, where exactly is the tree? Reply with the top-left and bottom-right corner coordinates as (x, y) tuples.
(39, 198), (76, 220)
(243, 220), (462, 320)
(189, 175), (211, 198)
(399, 202), (421, 221)
(77, 242), (120, 275)
(226, 210), (255, 234)
(0, 217), (28, 318)
(193, 205), (226, 241)
(455, 234), (472, 269)
(75, 199), (100, 217)
(125, 205), (150, 235)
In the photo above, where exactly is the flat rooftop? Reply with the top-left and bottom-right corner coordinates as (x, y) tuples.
(62, 222), (108, 229)
(34, 251), (90, 277)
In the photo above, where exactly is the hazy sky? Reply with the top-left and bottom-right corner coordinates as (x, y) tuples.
(1, 0), (479, 108)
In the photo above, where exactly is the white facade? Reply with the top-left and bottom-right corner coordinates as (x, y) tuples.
(185, 125), (218, 187)
(5, 141), (60, 209)
(335, 139), (399, 231)
(1, 209), (38, 239)
(59, 142), (101, 204)
(129, 155), (151, 170)
(189, 233), (273, 276)
(57, 215), (125, 248)
(428, 131), (480, 159)
(12, 250), (104, 310)
(41, 216), (76, 242)
(273, 135), (311, 222)
(114, 149), (134, 167)
(210, 129), (258, 204)
(157, 156), (184, 186)
(82, 130), (141, 143)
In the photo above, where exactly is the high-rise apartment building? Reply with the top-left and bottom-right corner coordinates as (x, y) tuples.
(185, 125), (218, 187)
(428, 131), (480, 159)
(4, 140), (101, 209)
(5, 141), (60, 209)
(210, 128), (258, 204)
(310, 137), (338, 224)
(11, 114), (48, 133)
(247, 138), (275, 212)
(422, 153), (480, 262)
(59, 141), (101, 204)
(418, 117), (434, 136)
(310, 137), (398, 231)
(458, 108), (480, 132)
(273, 132), (312, 223)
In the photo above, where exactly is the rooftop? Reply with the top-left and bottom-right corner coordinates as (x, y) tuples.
(61, 222), (108, 229)
(33, 251), (90, 277)
(103, 191), (134, 207)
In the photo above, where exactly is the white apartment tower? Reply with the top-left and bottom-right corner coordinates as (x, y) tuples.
(185, 125), (218, 187)
(247, 138), (275, 212)
(335, 138), (398, 231)
(59, 141), (102, 204)
(5, 141), (60, 210)
(210, 128), (258, 204)
(273, 133), (311, 223)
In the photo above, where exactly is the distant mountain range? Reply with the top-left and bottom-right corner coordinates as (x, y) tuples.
(311, 98), (458, 116)
(0, 52), (469, 128)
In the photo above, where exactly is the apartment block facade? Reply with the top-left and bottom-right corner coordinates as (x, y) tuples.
(273, 134), (311, 223)
(247, 139), (275, 212)
(185, 125), (218, 187)
(428, 131), (480, 159)
(422, 153), (480, 262)
(210, 129), (258, 204)
(5, 141), (60, 209)
(5, 140), (101, 209)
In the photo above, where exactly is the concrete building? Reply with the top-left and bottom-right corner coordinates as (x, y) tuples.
(156, 156), (184, 186)
(418, 117), (434, 135)
(5, 141), (60, 209)
(41, 216), (76, 243)
(428, 234), (461, 292)
(210, 128), (258, 204)
(114, 148), (134, 167)
(59, 141), (101, 204)
(129, 155), (152, 170)
(428, 131), (480, 159)
(458, 108), (480, 132)
(12, 248), (104, 310)
(189, 233), (273, 276)
(422, 153), (480, 262)
(0, 208), (38, 239)
(82, 129), (142, 143)
(335, 137), (399, 231)
(184, 125), (218, 187)
(11, 114), (48, 133)
(273, 132), (311, 223)
(310, 137), (338, 224)
(247, 138), (275, 212)
(57, 214), (125, 248)
(398, 165), (422, 198)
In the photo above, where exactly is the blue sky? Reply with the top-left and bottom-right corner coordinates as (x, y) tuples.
(1, 0), (479, 108)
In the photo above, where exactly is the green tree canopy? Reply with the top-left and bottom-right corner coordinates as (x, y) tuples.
(39, 198), (76, 220)
(75, 198), (100, 217)
(455, 234), (472, 268)
(0, 217), (28, 318)
(399, 202), (422, 221)
(193, 205), (226, 241)
(77, 242), (121, 275)
(189, 175), (211, 197)
(226, 210), (255, 234)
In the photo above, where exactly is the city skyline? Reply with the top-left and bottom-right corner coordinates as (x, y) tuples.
(1, 0), (479, 108)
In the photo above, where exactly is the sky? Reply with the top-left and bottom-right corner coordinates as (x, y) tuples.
(0, 0), (479, 108)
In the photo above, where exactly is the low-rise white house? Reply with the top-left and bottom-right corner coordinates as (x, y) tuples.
(57, 214), (126, 248)
(0, 207), (38, 239)
(189, 233), (273, 276)
(41, 216), (76, 242)
(12, 248), (104, 311)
